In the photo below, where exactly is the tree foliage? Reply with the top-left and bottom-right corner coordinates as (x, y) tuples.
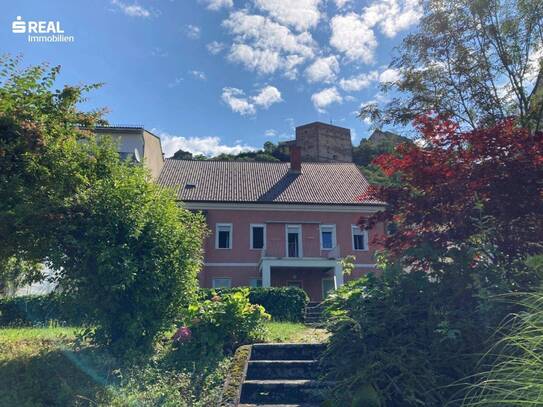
(362, 0), (543, 132)
(170, 141), (289, 162)
(363, 115), (543, 270)
(0, 56), (205, 354)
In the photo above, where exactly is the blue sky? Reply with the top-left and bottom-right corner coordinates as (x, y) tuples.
(1, 0), (421, 157)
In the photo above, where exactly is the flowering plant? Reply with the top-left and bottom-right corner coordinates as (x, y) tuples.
(175, 288), (270, 358)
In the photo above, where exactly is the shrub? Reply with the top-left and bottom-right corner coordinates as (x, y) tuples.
(0, 294), (85, 326)
(200, 287), (309, 322)
(175, 289), (270, 362)
(321, 265), (500, 407)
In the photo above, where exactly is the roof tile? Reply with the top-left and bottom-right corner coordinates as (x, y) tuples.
(157, 159), (383, 205)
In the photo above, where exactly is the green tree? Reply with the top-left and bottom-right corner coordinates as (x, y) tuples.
(362, 0), (543, 131)
(0, 55), (205, 354)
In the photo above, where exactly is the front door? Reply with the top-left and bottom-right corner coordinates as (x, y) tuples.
(322, 278), (335, 299)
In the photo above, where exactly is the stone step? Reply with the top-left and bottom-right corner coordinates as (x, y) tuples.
(240, 380), (325, 404)
(251, 343), (326, 361)
(246, 360), (320, 380)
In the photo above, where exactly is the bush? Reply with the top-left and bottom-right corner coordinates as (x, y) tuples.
(200, 287), (309, 322)
(174, 289), (270, 362)
(0, 294), (85, 326)
(321, 265), (500, 407)
(51, 161), (206, 357)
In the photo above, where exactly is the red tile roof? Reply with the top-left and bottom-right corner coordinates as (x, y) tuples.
(158, 159), (384, 206)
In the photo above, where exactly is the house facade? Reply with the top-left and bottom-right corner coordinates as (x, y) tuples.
(158, 147), (385, 302)
(93, 125), (165, 179)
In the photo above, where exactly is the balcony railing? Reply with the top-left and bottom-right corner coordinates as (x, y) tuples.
(261, 243), (341, 259)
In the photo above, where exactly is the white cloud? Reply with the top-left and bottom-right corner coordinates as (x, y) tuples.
(335, 0), (351, 8)
(330, 13), (377, 63)
(222, 88), (257, 115)
(111, 0), (150, 17)
(229, 44), (282, 75)
(223, 11), (316, 77)
(330, 1), (421, 63)
(199, 0), (233, 11)
(159, 132), (256, 158)
(305, 56), (340, 83)
(379, 67), (401, 83)
(338, 67), (401, 91)
(207, 41), (226, 55)
(339, 70), (379, 91)
(185, 24), (201, 40)
(362, 0), (422, 38)
(253, 0), (322, 31)
(189, 70), (207, 80)
(222, 85), (283, 115)
(311, 87), (343, 112)
(253, 85), (283, 108)
(265, 129), (278, 137)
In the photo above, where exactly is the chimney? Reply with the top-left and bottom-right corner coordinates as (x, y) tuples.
(289, 145), (302, 174)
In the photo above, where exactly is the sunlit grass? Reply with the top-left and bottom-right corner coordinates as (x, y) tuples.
(264, 321), (329, 343)
(0, 325), (78, 342)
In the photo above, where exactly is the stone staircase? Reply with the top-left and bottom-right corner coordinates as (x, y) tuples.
(304, 302), (325, 325)
(239, 343), (327, 406)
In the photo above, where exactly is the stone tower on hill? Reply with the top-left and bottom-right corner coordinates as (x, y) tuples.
(292, 122), (353, 163)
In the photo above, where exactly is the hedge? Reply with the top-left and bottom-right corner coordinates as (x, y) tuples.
(200, 287), (309, 322)
(0, 294), (86, 326)
(0, 286), (310, 326)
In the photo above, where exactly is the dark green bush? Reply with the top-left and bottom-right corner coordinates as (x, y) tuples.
(321, 265), (502, 407)
(199, 286), (309, 322)
(0, 294), (86, 326)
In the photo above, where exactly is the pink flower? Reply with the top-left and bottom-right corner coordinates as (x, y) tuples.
(172, 326), (192, 343)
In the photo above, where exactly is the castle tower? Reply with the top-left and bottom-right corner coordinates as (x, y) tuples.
(295, 122), (353, 163)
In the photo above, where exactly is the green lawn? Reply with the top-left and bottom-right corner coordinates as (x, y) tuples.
(0, 322), (328, 406)
(264, 321), (329, 343)
(0, 326), (227, 406)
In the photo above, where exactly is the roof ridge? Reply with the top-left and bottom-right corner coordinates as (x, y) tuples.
(164, 159), (356, 165)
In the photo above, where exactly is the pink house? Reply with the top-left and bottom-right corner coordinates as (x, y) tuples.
(158, 148), (386, 302)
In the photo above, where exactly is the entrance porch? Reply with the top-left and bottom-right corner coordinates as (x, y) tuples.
(259, 258), (344, 302)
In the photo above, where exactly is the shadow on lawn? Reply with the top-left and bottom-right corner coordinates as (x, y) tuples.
(0, 343), (115, 406)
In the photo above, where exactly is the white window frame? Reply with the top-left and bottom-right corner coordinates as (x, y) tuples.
(250, 224), (266, 250)
(249, 278), (262, 288)
(285, 224), (303, 258)
(212, 277), (232, 288)
(319, 224), (337, 250)
(215, 223), (233, 250)
(351, 225), (369, 251)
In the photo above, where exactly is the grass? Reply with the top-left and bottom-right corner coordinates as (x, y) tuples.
(0, 325), (77, 341)
(0, 326), (228, 406)
(0, 322), (327, 406)
(463, 292), (543, 406)
(264, 321), (329, 343)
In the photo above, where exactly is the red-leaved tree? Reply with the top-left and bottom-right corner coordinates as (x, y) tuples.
(362, 115), (543, 263)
